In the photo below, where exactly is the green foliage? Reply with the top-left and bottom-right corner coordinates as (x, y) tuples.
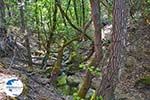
(56, 73), (79, 95)
(91, 95), (103, 100)
(137, 76), (150, 85)
(57, 73), (67, 85)
(96, 96), (103, 100)
(73, 90), (103, 100)
(56, 73), (69, 95)
(90, 90), (103, 100)
(79, 63), (85, 69)
(73, 93), (84, 100)
(79, 64), (101, 76)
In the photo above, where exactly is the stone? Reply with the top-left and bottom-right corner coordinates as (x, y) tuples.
(126, 56), (137, 68)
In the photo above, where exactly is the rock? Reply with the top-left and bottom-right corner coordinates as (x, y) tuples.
(65, 95), (73, 100)
(67, 75), (81, 87)
(86, 88), (95, 99)
(102, 24), (112, 40)
(126, 56), (137, 68)
(91, 77), (102, 89)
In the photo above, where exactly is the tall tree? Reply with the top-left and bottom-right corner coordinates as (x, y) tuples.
(18, 0), (25, 33)
(0, 0), (6, 56)
(18, 0), (32, 68)
(78, 0), (102, 98)
(96, 0), (128, 99)
(0, 0), (5, 28)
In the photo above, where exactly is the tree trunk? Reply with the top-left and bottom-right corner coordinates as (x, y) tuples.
(0, 0), (5, 28)
(77, 70), (93, 98)
(25, 30), (33, 68)
(18, 0), (25, 33)
(78, 0), (102, 98)
(18, 0), (32, 69)
(35, 0), (41, 49)
(90, 0), (102, 65)
(46, 0), (57, 56)
(96, 0), (128, 100)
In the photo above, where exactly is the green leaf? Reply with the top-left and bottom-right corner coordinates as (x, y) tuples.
(79, 63), (85, 68)
(57, 74), (67, 85)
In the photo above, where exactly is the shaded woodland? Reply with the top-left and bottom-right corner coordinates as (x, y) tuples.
(0, 0), (150, 100)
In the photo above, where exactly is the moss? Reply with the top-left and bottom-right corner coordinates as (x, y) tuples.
(138, 76), (150, 85)
(21, 75), (29, 96)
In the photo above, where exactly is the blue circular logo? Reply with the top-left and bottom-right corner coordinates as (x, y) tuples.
(4, 77), (23, 97)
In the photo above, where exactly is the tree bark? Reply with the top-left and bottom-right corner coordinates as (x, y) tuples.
(25, 30), (33, 68)
(96, 0), (128, 100)
(78, 0), (102, 98)
(90, 0), (102, 65)
(18, 0), (32, 69)
(0, 0), (5, 28)
(46, 0), (57, 56)
(18, 0), (25, 33)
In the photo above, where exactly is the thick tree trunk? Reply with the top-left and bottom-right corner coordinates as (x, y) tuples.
(96, 0), (128, 100)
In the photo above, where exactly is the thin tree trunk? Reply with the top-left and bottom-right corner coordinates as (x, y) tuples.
(81, 0), (85, 26)
(73, 0), (79, 25)
(18, 0), (25, 33)
(46, 0), (57, 56)
(90, 0), (102, 65)
(35, 0), (41, 49)
(0, 0), (5, 28)
(18, 0), (33, 69)
(26, 30), (33, 68)
(96, 0), (128, 99)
